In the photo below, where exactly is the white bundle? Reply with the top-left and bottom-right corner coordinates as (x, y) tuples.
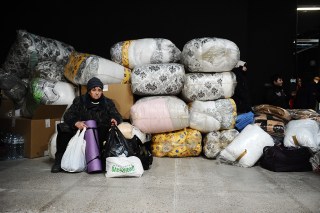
(181, 37), (240, 72)
(218, 124), (274, 167)
(64, 52), (130, 85)
(284, 119), (320, 152)
(182, 72), (237, 102)
(110, 38), (181, 69)
(130, 96), (189, 134)
(189, 99), (237, 133)
(131, 63), (185, 96)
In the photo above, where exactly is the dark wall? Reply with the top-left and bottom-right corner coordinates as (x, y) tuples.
(1, 1), (297, 106)
(248, 1), (296, 105)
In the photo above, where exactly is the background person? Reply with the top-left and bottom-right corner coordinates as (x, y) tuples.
(264, 73), (289, 109)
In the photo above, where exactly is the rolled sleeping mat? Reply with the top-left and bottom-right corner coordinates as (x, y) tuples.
(84, 120), (102, 173)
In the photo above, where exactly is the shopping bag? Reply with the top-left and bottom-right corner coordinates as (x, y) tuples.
(61, 128), (87, 172)
(105, 154), (144, 178)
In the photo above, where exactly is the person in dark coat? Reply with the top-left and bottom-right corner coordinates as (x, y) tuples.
(294, 76), (320, 110)
(232, 61), (252, 114)
(265, 74), (289, 109)
(51, 77), (123, 173)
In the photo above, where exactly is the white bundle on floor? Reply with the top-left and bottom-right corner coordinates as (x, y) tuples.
(181, 37), (240, 72)
(189, 99), (237, 132)
(284, 119), (320, 152)
(48, 132), (57, 159)
(181, 72), (236, 102)
(218, 124), (274, 167)
(131, 63), (185, 95)
(203, 129), (239, 159)
(110, 38), (181, 69)
(130, 96), (189, 134)
(64, 52), (131, 85)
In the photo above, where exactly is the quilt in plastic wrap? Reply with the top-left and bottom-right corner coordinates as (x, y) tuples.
(182, 72), (236, 102)
(110, 38), (181, 69)
(130, 96), (189, 134)
(131, 63), (185, 96)
(151, 128), (202, 157)
(2, 30), (74, 78)
(189, 99), (237, 133)
(181, 37), (240, 72)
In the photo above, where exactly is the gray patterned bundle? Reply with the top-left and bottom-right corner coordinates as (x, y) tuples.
(203, 129), (239, 159)
(182, 72), (236, 102)
(131, 63), (185, 96)
(33, 61), (67, 82)
(110, 38), (181, 69)
(2, 30), (74, 78)
(181, 37), (240, 72)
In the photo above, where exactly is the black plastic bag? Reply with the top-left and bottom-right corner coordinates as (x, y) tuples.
(259, 145), (313, 172)
(128, 135), (153, 170)
(102, 125), (134, 158)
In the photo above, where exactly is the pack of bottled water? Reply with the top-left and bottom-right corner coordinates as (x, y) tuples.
(0, 132), (24, 160)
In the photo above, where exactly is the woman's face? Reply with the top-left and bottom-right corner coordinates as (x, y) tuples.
(88, 87), (103, 100)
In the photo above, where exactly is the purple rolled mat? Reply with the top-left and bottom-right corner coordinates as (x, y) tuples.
(84, 120), (102, 173)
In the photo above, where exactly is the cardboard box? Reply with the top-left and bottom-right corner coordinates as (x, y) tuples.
(81, 84), (134, 119)
(0, 100), (67, 158)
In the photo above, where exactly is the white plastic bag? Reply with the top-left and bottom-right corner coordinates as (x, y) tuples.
(61, 128), (87, 172)
(105, 154), (144, 178)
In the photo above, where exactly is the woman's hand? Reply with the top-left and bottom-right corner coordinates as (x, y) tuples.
(111, 118), (117, 126)
(75, 121), (87, 130)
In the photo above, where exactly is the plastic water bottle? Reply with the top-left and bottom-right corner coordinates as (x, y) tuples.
(17, 134), (24, 159)
(11, 134), (18, 160)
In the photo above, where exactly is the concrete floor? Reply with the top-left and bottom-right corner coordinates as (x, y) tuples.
(0, 156), (319, 213)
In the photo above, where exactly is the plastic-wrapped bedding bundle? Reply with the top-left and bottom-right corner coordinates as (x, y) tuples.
(283, 119), (320, 152)
(203, 129), (239, 159)
(110, 38), (181, 69)
(189, 99), (237, 133)
(21, 78), (76, 118)
(151, 128), (202, 157)
(181, 37), (240, 72)
(32, 61), (67, 82)
(0, 70), (27, 108)
(2, 30), (74, 78)
(131, 63), (185, 96)
(130, 96), (189, 134)
(218, 124), (274, 168)
(181, 72), (236, 102)
(64, 52), (131, 85)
